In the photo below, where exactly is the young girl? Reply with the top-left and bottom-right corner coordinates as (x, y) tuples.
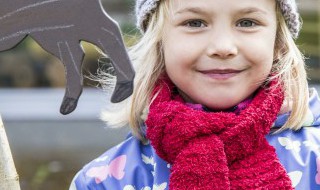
(70, 0), (320, 189)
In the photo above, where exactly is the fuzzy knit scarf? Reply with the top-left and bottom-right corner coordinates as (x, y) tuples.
(145, 77), (293, 190)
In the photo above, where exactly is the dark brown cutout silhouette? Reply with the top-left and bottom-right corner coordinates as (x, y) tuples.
(0, 0), (135, 115)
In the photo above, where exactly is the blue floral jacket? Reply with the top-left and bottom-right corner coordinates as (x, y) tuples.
(70, 89), (320, 190)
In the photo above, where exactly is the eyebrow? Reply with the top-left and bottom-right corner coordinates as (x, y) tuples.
(238, 7), (268, 15)
(174, 6), (268, 16)
(174, 7), (207, 15)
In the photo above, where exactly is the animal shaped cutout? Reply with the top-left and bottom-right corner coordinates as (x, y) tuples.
(0, 0), (135, 114)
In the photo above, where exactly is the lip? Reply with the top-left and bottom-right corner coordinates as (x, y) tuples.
(199, 69), (244, 80)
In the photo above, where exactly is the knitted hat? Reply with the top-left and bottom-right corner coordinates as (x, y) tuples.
(135, 0), (301, 38)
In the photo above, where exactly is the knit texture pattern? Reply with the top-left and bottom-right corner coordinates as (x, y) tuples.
(145, 77), (294, 190)
(135, 0), (301, 38)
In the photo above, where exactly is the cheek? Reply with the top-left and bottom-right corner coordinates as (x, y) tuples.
(242, 30), (276, 61)
(162, 28), (204, 67)
(245, 39), (275, 74)
(163, 41), (198, 72)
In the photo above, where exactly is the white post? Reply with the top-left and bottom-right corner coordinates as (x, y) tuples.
(318, 1), (320, 61)
(0, 115), (21, 190)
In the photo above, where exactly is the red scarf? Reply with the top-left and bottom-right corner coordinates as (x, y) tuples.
(146, 77), (293, 190)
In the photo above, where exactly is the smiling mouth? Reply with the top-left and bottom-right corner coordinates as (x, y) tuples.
(199, 69), (244, 80)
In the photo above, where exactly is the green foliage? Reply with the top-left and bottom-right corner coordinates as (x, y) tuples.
(298, 13), (319, 57)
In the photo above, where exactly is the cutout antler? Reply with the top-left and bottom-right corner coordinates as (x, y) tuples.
(0, 0), (135, 114)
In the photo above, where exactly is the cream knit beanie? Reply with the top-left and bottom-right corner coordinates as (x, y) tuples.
(135, 0), (301, 38)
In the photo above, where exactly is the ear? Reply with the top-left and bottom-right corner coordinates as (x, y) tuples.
(0, 0), (135, 115)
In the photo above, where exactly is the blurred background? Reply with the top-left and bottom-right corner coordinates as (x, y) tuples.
(0, 0), (319, 189)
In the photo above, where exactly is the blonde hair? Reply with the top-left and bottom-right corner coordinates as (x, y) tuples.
(100, 1), (309, 140)
(271, 4), (309, 132)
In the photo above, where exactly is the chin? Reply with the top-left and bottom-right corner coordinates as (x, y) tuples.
(200, 100), (239, 111)
(198, 91), (253, 111)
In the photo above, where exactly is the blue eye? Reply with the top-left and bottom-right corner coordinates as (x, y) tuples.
(237, 20), (256, 27)
(185, 20), (206, 27)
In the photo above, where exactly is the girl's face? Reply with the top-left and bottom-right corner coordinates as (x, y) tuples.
(162, 0), (277, 110)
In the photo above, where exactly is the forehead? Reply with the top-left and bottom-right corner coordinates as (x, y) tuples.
(170, 0), (276, 14)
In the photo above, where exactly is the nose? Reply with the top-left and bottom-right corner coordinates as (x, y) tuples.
(206, 29), (238, 59)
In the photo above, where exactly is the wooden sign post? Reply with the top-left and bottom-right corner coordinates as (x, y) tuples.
(0, 115), (20, 190)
